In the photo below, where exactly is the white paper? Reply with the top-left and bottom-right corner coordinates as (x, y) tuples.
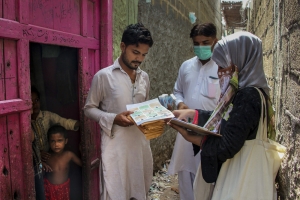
(126, 98), (175, 125)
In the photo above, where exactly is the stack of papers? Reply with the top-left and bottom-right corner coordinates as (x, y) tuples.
(126, 99), (174, 125)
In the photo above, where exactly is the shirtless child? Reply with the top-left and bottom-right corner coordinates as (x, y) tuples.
(44, 125), (82, 200)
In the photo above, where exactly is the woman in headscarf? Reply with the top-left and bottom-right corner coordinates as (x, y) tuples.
(169, 31), (277, 199)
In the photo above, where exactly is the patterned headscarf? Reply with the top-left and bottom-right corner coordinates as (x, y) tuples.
(212, 31), (270, 96)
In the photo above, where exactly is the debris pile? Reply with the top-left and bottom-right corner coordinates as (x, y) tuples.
(148, 160), (179, 200)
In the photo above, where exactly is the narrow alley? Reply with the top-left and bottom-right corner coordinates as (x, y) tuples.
(0, 0), (299, 199)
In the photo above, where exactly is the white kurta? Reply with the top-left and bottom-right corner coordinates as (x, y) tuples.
(168, 56), (220, 175)
(84, 59), (153, 200)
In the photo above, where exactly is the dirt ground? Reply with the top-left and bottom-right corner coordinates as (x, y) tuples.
(148, 161), (180, 200)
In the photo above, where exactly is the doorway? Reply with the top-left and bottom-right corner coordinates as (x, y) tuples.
(30, 43), (82, 199)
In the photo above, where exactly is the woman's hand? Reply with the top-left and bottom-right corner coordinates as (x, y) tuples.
(177, 102), (189, 110)
(173, 109), (196, 121)
(169, 123), (189, 138)
(168, 121), (203, 146)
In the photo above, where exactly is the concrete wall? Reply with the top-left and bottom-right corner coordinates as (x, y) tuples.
(113, 0), (222, 171)
(247, 0), (300, 198)
(137, 0), (221, 171)
(113, 0), (139, 61)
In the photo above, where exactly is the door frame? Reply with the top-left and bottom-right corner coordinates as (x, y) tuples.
(0, 0), (113, 199)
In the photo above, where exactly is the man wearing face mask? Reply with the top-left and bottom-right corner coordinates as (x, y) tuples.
(168, 23), (220, 200)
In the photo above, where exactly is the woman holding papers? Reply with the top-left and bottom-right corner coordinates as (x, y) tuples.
(169, 32), (282, 199)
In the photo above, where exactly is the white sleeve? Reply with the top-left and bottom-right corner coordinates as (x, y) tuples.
(173, 64), (185, 107)
(84, 73), (117, 138)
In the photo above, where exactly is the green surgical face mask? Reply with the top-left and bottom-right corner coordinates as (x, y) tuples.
(194, 45), (212, 60)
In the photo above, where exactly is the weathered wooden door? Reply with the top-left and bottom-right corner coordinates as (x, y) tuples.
(0, 0), (112, 199)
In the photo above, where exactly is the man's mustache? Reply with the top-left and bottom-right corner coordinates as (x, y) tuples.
(131, 61), (141, 65)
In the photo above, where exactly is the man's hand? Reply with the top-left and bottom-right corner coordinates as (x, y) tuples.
(74, 121), (80, 130)
(113, 111), (135, 127)
(167, 104), (174, 111)
(42, 161), (53, 172)
(41, 151), (51, 162)
(177, 102), (189, 110)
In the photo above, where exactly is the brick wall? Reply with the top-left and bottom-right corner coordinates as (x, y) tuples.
(247, 0), (300, 198)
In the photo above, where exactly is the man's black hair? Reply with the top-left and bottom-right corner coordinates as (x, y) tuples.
(121, 23), (153, 47)
(47, 125), (67, 140)
(190, 23), (217, 38)
(31, 86), (40, 99)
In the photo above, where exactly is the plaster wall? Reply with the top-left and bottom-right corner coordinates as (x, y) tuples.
(113, 0), (139, 61)
(247, 0), (300, 198)
(137, 0), (221, 171)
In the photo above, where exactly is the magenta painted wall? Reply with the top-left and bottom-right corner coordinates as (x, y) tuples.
(0, 0), (113, 199)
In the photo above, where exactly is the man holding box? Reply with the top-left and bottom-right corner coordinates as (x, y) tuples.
(84, 23), (154, 200)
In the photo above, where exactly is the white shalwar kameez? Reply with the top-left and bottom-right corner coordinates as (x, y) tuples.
(84, 59), (153, 200)
(168, 56), (220, 200)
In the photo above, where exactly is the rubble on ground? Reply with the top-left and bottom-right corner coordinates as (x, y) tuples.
(148, 160), (179, 200)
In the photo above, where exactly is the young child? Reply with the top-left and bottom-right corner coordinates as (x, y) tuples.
(31, 86), (79, 161)
(31, 86), (79, 199)
(44, 125), (82, 200)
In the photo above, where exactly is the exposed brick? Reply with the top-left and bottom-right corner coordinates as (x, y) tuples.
(171, 0), (175, 7)
(248, 0), (300, 198)
(161, 0), (167, 13)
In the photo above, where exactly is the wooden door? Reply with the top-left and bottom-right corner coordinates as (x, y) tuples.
(0, 0), (112, 199)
